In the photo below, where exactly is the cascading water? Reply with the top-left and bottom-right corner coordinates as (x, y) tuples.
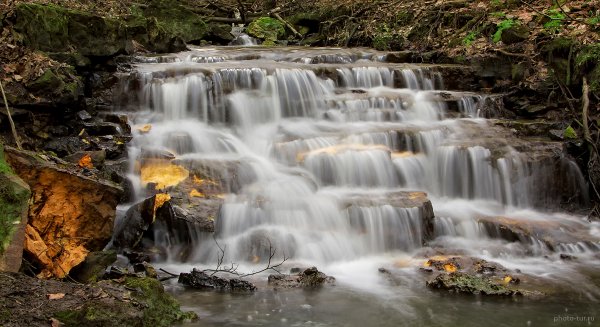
(116, 46), (600, 326)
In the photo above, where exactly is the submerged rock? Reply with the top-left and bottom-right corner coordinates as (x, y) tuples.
(178, 269), (256, 292)
(426, 272), (525, 296)
(5, 148), (122, 279)
(268, 267), (335, 288)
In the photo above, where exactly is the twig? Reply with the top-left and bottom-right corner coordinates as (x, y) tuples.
(159, 268), (178, 277)
(493, 48), (529, 58)
(519, 0), (557, 20)
(158, 268), (179, 281)
(273, 12), (303, 38)
(0, 80), (22, 150)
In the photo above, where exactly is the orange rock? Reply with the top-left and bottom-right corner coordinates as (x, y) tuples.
(78, 153), (94, 169)
(7, 149), (122, 279)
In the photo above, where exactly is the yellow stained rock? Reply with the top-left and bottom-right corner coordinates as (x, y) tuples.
(153, 193), (171, 214)
(138, 124), (152, 133)
(189, 189), (205, 198)
(443, 263), (457, 273)
(141, 162), (189, 190)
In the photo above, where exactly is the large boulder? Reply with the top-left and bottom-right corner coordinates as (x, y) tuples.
(0, 145), (31, 272)
(5, 148), (122, 279)
(14, 1), (209, 58)
(14, 3), (130, 57)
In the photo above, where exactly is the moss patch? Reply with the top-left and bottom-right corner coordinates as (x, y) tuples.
(143, 0), (207, 43)
(0, 145), (30, 254)
(124, 277), (196, 326)
(248, 17), (285, 43)
(53, 277), (195, 327)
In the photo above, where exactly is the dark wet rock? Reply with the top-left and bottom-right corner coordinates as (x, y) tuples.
(64, 150), (107, 168)
(112, 194), (165, 250)
(69, 250), (118, 283)
(83, 121), (124, 136)
(385, 51), (413, 63)
(112, 194), (214, 260)
(77, 110), (92, 121)
(178, 269), (256, 292)
(426, 272), (532, 296)
(43, 136), (87, 156)
(133, 262), (159, 279)
(559, 253), (577, 261)
(478, 216), (600, 252)
(268, 267), (335, 288)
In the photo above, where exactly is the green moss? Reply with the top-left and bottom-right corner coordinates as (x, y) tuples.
(575, 43), (600, 92)
(143, 0), (207, 43)
(14, 3), (70, 52)
(0, 146), (12, 175)
(0, 145), (30, 254)
(563, 125), (578, 139)
(54, 278), (196, 327)
(247, 17), (285, 42)
(124, 277), (196, 326)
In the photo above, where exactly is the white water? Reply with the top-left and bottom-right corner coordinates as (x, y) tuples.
(118, 47), (600, 322)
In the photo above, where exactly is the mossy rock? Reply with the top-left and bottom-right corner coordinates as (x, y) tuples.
(15, 3), (129, 57)
(0, 145), (31, 256)
(123, 277), (196, 326)
(53, 277), (196, 327)
(247, 17), (285, 42)
(575, 43), (600, 93)
(427, 272), (524, 296)
(143, 0), (207, 44)
(24, 67), (82, 104)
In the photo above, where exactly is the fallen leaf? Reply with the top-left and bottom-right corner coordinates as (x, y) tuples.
(50, 318), (64, 327)
(48, 293), (65, 300)
(13, 74), (22, 81)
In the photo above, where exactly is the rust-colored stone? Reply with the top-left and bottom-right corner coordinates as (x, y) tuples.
(6, 148), (122, 279)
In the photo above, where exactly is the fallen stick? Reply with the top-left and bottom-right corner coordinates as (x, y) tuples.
(0, 80), (22, 150)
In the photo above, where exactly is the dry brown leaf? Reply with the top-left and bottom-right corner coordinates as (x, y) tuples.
(48, 293), (65, 300)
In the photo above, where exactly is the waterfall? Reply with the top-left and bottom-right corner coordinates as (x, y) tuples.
(118, 47), (594, 267)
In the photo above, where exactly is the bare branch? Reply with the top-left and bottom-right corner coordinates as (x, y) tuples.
(0, 80), (22, 150)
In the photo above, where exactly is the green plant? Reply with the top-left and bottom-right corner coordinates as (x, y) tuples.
(463, 31), (477, 46)
(490, 11), (506, 18)
(543, 9), (566, 33)
(563, 125), (578, 139)
(493, 19), (515, 43)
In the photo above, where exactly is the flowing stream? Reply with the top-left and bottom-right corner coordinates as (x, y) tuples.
(117, 47), (600, 326)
